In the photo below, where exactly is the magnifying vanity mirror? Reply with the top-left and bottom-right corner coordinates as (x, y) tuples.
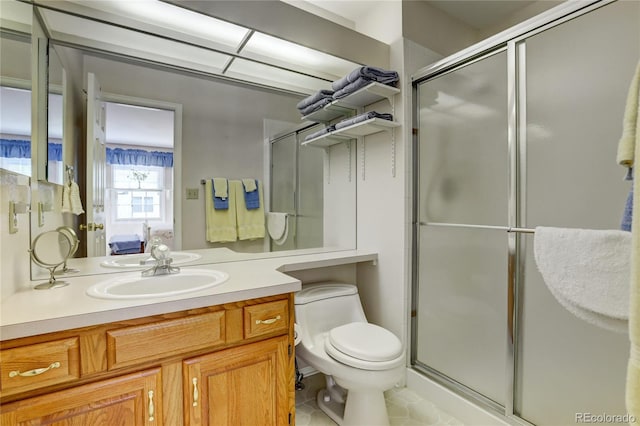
(29, 228), (74, 289)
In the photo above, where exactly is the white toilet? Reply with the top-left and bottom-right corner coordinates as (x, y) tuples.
(294, 282), (405, 426)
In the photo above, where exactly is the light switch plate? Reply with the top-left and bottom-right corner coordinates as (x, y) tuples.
(186, 188), (199, 199)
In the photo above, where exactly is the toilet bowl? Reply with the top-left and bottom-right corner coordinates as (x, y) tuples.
(294, 282), (405, 426)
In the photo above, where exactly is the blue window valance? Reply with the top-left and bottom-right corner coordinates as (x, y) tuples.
(0, 139), (63, 161)
(1, 138), (30, 159)
(48, 142), (62, 161)
(106, 147), (173, 167)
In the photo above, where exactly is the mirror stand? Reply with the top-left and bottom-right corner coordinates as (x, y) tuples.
(33, 267), (69, 290)
(29, 229), (74, 290)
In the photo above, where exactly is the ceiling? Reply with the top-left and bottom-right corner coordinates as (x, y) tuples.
(291, 0), (538, 31)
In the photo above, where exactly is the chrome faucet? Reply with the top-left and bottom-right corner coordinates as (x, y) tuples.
(141, 241), (180, 277)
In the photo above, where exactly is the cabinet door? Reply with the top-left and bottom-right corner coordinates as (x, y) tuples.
(184, 336), (291, 426)
(0, 368), (162, 426)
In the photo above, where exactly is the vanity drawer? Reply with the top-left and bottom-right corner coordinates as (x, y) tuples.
(107, 311), (226, 370)
(243, 299), (289, 339)
(0, 337), (80, 396)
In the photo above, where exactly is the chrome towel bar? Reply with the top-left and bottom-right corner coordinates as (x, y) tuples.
(420, 222), (535, 234)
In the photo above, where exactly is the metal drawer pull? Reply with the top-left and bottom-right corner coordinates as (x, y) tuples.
(192, 377), (199, 406)
(148, 390), (155, 422)
(9, 361), (61, 378)
(256, 315), (281, 325)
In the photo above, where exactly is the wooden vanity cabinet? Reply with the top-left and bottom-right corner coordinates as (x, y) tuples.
(0, 294), (295, 426)
(0, 368), (162, 425)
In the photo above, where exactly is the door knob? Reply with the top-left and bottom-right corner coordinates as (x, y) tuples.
(79, 223), (104, 231)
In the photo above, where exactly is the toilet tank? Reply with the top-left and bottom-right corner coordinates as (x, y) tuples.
(294, 282), (367, 338)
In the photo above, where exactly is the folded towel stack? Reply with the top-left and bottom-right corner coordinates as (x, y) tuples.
(304, 125), (336, 142)
(296, 66), (399, 117)
(332, 66), (399, 99)
(205, 178), (265, 243)
(109, 234), (142, 255)
(334, 111), (393, 130)
(212, 178), (229, 210)
(205, 179), (238, 243)
(242, 179), (260, 210)
(297, 89), (335, 116)
(234, 180), (265, 240)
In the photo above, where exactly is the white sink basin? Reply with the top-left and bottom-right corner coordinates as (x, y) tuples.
(100, 252), (201, 268)
(86, 268), (229, 299)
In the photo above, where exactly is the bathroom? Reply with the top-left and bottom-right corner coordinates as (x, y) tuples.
(1, 0), (638, 425)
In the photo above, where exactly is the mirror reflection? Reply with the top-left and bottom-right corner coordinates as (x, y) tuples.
(46, 46), (64, 185)
(0, 32), (31, 177)
(26, 1), (357, 275)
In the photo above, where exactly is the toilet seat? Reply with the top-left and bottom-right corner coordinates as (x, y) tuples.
(324, 322), (404, 371)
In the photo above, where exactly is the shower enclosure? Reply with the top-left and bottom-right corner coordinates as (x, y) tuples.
(412, 1), (638, 424)
(269, 125), (324, 251)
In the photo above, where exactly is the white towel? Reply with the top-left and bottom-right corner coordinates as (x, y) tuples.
(267, 212), (289, 245)
(533, 226), (631, 332)
(62, 182), (84, 215)
(617, 61), (640, 168)
(61, 184), (72, 213)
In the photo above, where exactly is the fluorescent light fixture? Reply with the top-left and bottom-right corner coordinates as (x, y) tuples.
(243, 32), (359, 79)
(226, 58), (330, 94)
(38, 2), (362, 94)
(68, 0), (250, 50)
(41, 9), (230, 74)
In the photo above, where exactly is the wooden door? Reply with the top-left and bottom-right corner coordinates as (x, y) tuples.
(85, 72), (106, 256)
(183, 336), (291, 426)
(0, 368), (162, 426)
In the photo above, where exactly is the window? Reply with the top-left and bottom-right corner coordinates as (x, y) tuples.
(111, 165), (165, 220)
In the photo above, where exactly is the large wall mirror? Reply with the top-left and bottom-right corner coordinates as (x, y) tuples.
(0, 2), (32, 179)
(24, 0), (359, 277)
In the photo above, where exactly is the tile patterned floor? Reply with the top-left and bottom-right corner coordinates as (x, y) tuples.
(295, 373), (464, 426)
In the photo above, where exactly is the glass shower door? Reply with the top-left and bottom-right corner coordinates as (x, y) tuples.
(270, 125), (324, 251)
(270, 133), (297, 251)
(415, 49), (509, 407)
(515, 1), (637, 423)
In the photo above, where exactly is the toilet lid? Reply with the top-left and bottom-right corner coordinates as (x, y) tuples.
(328, 322), (402, 362)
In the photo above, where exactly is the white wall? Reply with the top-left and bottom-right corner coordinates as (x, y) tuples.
(402, 1), (478, 57)
(0, 171), (31, 298)
(353, 32), (442, 355)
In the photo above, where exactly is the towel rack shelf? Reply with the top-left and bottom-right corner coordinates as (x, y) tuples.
(301, 118), (400, 148)
(301, 82), (400, 123)
(301, 134), (352, 148)
(421, 222), (535, 234)
(301, 81), (400, 181)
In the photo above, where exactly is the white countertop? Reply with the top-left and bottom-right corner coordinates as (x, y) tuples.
(1, 249), (377, 341)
